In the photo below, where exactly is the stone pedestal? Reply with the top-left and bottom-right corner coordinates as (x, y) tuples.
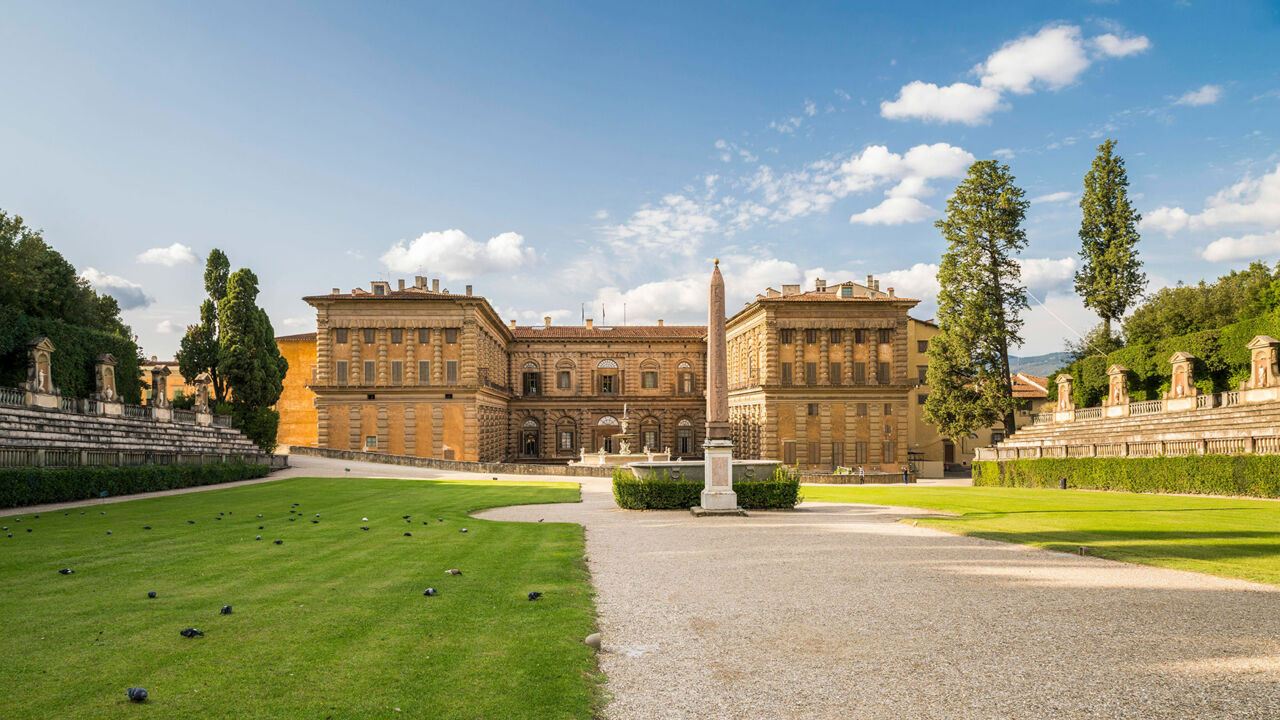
(195, 411), (213, 426)
(153, 406), (173, 423)
(26, 390), (58, 409)
(692, 439), (743, 516)
(100, 401), (124, 417)
(1103, 404), (1129, 418)
(1165, 397), (1197, 412)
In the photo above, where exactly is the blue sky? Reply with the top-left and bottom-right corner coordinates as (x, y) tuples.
(2, 1), (1278, 357)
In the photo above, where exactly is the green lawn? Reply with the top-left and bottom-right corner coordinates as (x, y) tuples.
(0, 476), (598, 719)
(803, 485), (1280, 585)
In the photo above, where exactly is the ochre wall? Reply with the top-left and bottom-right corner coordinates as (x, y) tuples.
(276, 337), (318, 448)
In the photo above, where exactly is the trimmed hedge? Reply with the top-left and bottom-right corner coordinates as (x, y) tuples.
(612, 466), (801, 510)
(974, 456), (1280, 498)
(0, 309), (143, 403)
(0, 462), (271, 509)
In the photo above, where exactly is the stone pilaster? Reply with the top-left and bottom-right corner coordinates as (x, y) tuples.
(819, 328), (830, 385)
(315, 307), (330, 385)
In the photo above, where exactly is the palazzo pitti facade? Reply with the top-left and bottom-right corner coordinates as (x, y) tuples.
(275, 275), (923, 472)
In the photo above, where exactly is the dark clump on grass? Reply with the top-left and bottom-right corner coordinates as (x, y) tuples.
(126, 687), (147, 703)
(220, 606), (232, 615)
(528, 592), (542, 601)
(179, 628), (204, 638)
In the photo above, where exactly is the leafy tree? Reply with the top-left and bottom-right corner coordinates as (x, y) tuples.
(217, 268), (288, 450)
(1064, 322), (1125, 362)
(1074, 139), (1146, 338)
(177, 249), (230, 402)
(924, 160), (1030, 438)
(1122, 261), (1279, 344)
(0, 209), (141, 399)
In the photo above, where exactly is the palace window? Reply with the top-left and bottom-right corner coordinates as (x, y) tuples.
(829, 329), (843, 344)
(878, 328), (892, 344)
(805, 329), (819, 345)
(854, 362), (866, 384)
(363, 328), (376, 344)
(335, 361), (349, 385)
(445, 360), (458, 385)
(878, 361), (891, 383)
(642, 371), (658, 389)
(779, 329), (793, 344)
(841, 285), (853, 298)
(856, 402), (868, 417)
(918, 393), (928, 405)
(642, 429), (658, 450)
(559, 430), (575, 451)
(557, 370), (571, 389)
(882, 441), (896, 461)
(829, 362), (842, 385)
(365, 435), (377, 449)
(391, 361), (403, 385)
(808, 441), (821, 467)
(677, 420), (693, 455)
(363, 361), (376, 383)
(335, 328), (348, 344)
(782, 441), (796, 465)
(917, 340), (929, 353)
(884, 403), (893, 416)
(600, 375), (616, 394)
(445, 328), (458, 344)
(523, 371), (540, 396)
(805, 362), (817, 385)
(918, 365), (928, 384)
(807, 403), (819, 416)
(418, 361), (431, 385)
(992, 431), (1005, 444)
(854, 329), (866, 344)
(419, 328), (431, 343)
(831, 441), (844, 468)
(781, 363), (793, 385)
(853, 442), (868, 464)
(679, 371), (694, 393)
(390, 328), (402, 344)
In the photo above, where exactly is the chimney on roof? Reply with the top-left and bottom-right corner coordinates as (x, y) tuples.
(888, 287), (895, 297)
(657, 318), (664, 326)
(432, 279), (440, 292)
(544, 316), (551, 328)
(415, 276), (426, 289)
(465, 285), (473, 296)
(585, 318), (594, 330)
(815, 278), (827, 292)
(866, 274), (874, 288)
(782, 284), (801, 296)
(331, 287), (340, 294)
(874, 279), (880, 291)
(398, 279), (405, 291)
(509, 319), (517, 329)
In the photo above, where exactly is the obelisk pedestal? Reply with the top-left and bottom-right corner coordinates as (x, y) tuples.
(693, 259), (744, 516)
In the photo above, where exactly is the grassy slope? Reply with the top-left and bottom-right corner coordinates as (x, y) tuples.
(0, 476), (597, 719)
(802, 485), (1280, 585)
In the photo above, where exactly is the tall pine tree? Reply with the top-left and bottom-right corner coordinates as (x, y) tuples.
(1074, 139), (1146, 341)
(924, 160), (1029, 438)
(217, 267), (288, 451)
(177, 249), (230, 402)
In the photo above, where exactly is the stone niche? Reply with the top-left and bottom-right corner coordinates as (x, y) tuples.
(1164, 352), (1200, 411)
(1053, 374), (1075, 422)
(25, 337), (59, 408)
(1240, 335), (1280, 403)
(93, 353), (124, 416)
(1103, 364), (1130, 417)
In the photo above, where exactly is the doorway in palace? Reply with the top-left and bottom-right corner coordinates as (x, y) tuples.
(595, 415), (620, 453)
(521, 418), (539, 457)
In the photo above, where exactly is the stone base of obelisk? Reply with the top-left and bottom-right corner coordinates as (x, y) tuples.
(691, 439), (744, 516)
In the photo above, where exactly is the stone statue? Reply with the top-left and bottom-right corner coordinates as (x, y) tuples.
(193, 371), (212, 412)
(150, 365), (172, 408)
(94, 354), (118, 402)
(619, 438), (631, 455)
(26, 337), (56, 394)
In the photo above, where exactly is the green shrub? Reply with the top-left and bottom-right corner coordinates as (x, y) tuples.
(611, 465), (801, 510)
(973, 456), (1280, 498)
(0, 462), (270, 508)
(0, 309), (143, 403)
(233, 405), (279, 453)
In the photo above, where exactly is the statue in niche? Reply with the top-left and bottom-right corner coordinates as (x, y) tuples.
(26, 338), (56, 394)
(193, 372), (212, 412)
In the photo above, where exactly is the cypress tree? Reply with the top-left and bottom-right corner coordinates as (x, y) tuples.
(923, 160), (1029, 438)
(1075, 139), (1146, 341)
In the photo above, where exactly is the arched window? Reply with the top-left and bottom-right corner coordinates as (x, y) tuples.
(640, 415), (660, 451)
(597, 359), (619, 394)
(522, 361), (541, 396)
(640, 359), (660, 389)
(597, 415), (620, 426)
(677, 360), (695, 395)
(676, 417), (694, 455)
(520, 418), (540, 457)
(555, 416), (577, 455)
(597, 359), (619, 369)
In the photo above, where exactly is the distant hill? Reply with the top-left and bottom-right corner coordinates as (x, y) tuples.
(1008, 352), (1073, 377)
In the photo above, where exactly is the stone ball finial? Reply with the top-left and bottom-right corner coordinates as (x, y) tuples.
(714, 258), (719, 265)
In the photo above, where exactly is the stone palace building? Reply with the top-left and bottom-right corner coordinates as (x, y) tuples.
(274, 274), (923, 473)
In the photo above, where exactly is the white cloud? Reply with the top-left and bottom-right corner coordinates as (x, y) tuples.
(587, 256), (804, 325)
(979, 25), (1092, 94)
(155, 320), (178, 334)
(1031, 191), (1075, 204)
(80, 268), (152, 310)
(804, 99), (817, 117)
(880, 81), (1005, 125)
(281, 316), (311, 329)
(883, 24), (1148, 125)
(992, 148), (1016, 160)
(593, 209), (610, 220)
(136, 242), (196, 266)
(602, 194), (719, 253)
(380, 229), (537, 278)
(1017, 257), (1078, 291)
(878, 263), (942, 301)
(849, 197), (936, 225)
(1175, 84), (1222, 106)
(1147, 163), (1280, 247)
(1092, 33), (1152, 58)
(1201, 230), (1280, 263)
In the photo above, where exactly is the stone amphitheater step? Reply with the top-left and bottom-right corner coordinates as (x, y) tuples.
(999, 401), (1280, 449)
(0, 405), (266, 457)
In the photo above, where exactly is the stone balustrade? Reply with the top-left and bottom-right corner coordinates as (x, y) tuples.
(0, 446), (278, 470)
(976, 434), (1280, 462)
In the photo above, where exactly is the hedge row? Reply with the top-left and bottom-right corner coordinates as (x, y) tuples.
(974, 456), (1280, 498)
(0, 309), (143, 403)
(0, 462), (271, 508)
(611, 467), (801, 510)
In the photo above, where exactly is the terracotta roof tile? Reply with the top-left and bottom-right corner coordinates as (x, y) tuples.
(302, 289), (482, 302)
(276, 332), (318, 342)
(510, 326), (706, 340)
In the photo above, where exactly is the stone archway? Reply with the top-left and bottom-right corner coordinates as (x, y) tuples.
(595, 415), (621, 453)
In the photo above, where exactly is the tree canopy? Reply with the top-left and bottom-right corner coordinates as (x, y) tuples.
(923, 160), (1030, 438)
(1074, 139), (1146, 338)
(1122, 261), (1280, 346)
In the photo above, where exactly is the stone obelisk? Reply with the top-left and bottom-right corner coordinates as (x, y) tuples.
(694, 259), (742, 515)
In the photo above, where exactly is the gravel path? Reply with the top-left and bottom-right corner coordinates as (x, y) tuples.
(478, 476), (1280, 720)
